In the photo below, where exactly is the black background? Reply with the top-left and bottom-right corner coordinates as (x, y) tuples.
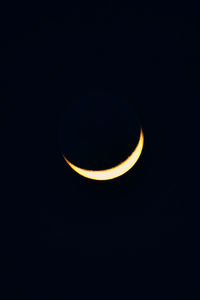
(4, 3), (198, 261)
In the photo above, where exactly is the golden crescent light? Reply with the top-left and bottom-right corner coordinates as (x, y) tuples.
(63, 128), (144, 181)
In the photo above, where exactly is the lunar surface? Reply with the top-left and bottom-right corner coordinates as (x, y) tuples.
(59, 94), (144, 181)
(63, 128), (144, 180)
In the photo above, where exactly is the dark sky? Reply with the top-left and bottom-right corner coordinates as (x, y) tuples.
(5, 4), (198, 261)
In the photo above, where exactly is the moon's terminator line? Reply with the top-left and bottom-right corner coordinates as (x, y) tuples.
(63, 128), (144, 181)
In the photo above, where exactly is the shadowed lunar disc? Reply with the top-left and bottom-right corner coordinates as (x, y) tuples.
(59, 94), (144, 180)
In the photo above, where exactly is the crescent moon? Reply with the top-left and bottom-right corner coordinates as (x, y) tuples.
(63, 128), (144, 181)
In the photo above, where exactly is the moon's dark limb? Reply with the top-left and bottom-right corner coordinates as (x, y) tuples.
(58, 94), (141, 171)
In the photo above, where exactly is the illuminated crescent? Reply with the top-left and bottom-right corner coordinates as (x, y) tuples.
(63, 128), (144, 181)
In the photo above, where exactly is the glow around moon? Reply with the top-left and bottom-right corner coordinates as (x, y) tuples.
(63, 128), (144, 181)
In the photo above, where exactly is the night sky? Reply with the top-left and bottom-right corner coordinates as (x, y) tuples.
(5, 4), (198, 262)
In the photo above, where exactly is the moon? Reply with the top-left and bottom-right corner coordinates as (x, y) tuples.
(63, 128), (144, 181)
